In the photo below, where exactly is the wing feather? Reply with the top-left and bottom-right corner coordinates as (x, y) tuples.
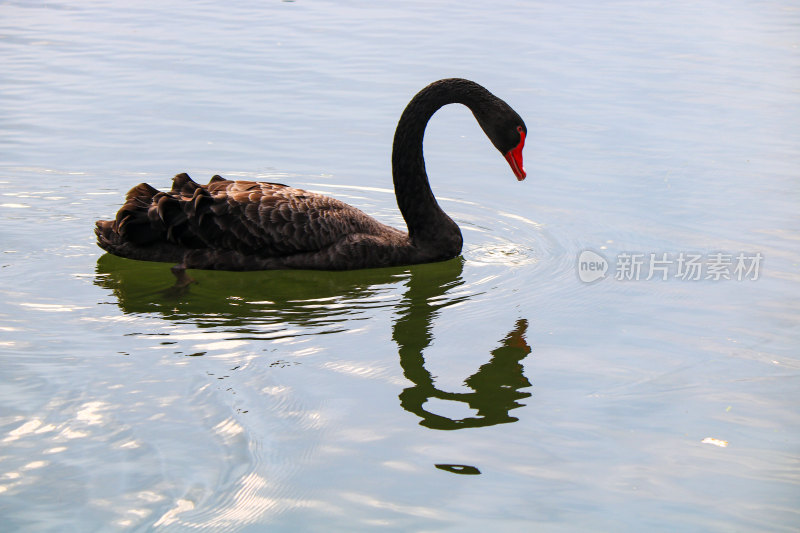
(111, 173), (388, 259)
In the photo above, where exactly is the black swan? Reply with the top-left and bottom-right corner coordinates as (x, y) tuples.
(95, 78), (527, 271)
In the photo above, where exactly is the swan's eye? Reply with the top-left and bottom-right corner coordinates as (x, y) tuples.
(516, 125), (524, 134)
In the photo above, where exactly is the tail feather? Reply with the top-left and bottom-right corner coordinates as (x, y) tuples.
(94, 219), (117, 252)
(171, 172), (201, 195)
(95, 173), (210, 263)
(113, 182), (165, 245)
(95, 216), (185, 263)
(124, 182), (159, 203)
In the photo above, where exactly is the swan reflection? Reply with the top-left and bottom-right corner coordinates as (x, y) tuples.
(94, 253), (407, 335)
(395, 310), (531, 429)
(95, 254), (532, 429)
(434, 464), (481, 475)
(398, 319), (531, 430)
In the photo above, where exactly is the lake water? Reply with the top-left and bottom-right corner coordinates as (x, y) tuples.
(1, 1), (799, 531)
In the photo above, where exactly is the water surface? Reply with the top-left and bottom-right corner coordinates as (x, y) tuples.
(1, 1), (799, 531)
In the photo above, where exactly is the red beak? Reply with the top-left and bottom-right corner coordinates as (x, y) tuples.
(504, 129), (526, 181)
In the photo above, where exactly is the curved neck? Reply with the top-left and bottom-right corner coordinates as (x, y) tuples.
(392, 79), (491, 246)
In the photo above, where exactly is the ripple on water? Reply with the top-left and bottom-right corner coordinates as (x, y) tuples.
(455, 201), (577, 306)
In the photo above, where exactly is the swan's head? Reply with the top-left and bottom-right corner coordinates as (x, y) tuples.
(503, 124), (527, 181)
(474, 104), (527, 181)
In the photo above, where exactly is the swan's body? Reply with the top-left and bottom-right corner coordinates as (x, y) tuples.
(95, 78), (527, 271)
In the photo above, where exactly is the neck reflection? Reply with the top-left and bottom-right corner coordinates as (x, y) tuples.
(394, 261), (532, 430)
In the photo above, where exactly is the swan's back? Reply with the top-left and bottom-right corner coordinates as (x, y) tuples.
(95, 173), (405, 269)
